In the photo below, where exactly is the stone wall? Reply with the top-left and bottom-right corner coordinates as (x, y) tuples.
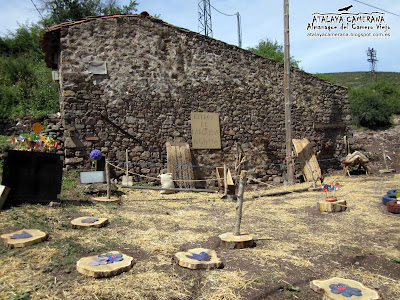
(42, 14), (353, 183)
(0, 114), (64, 156)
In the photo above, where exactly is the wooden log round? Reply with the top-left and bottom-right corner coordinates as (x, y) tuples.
(219, 232), (254, 249)
(1, 229), (48, 249)
(76, 251), (133, 278)
(91, 196), (121, 203)
(175, 248), (223, 269)
(318, 200), (347, 212)
(70, 217), (108, 228)
(310, 277), (381, 300)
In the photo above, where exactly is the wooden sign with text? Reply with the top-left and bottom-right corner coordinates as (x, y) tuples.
(190, 112), (221, 149)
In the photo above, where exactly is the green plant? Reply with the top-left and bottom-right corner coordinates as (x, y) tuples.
(349, 81), (400, 129)
(7, 291), (31, 300)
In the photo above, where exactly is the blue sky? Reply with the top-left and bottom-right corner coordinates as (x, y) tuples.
(0, 0), (399, 74)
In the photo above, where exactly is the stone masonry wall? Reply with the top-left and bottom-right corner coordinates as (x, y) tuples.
(55, 15), (352, 183)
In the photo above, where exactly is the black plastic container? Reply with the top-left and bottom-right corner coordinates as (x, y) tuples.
(1, 150), (64, 206)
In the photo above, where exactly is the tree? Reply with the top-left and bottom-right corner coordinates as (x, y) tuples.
(248, 38), (300, 68)
(39, 0), (139, 26)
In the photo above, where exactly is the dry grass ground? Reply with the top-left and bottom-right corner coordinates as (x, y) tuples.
(0, 173), (399, 299)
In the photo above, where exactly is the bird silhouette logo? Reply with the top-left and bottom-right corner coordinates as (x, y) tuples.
(338, 5), (353, 12)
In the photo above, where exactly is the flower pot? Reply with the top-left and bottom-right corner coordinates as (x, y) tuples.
(325, 197), (337, 202)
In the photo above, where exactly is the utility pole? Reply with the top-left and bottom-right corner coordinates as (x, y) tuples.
(366, 47), (378, 72)
(236, 12), (242, 48)
(284, 0), (294, 185)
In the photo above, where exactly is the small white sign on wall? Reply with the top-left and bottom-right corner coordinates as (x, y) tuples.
(191, 112), (221, 149)
(89, 61), (107, 75)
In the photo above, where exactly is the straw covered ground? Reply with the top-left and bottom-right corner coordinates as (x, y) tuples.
(0, 173), (399, 299)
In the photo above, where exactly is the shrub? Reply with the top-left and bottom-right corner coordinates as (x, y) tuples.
(349, 81), (400, 129)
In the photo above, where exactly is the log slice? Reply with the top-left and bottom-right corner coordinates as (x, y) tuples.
(76, 251), (133, 278)
(310, 277), (381, 300)
(175, 248), (223, 269)
(91, 196), (121, 203)
(219, 232), (254, 249)
(1, 229), (48, 248)
(71, 217), (108, 228)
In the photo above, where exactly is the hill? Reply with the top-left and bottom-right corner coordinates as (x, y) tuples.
(316, 71), (400, 89)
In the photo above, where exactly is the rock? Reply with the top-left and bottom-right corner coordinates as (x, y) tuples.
(77, 183), (118, 194)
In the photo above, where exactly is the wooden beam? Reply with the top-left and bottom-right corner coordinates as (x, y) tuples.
(121, 186), (218, 193)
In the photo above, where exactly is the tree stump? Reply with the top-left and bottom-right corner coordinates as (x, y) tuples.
(76, 251), (133, 278)
(219, 232), (254, 249)
(70, 217), (108, 228)
(91, 196), (120, 203)
(1, 229), (48, 248)
(175, 248), (223, 269)
(310, 277), (381, 300)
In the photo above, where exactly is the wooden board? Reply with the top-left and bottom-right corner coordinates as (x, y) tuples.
(0, 185), (10, 210)
(76, 251), (133, 278)
(318, 200), (347, 212)
(216, 167), (235, 195)
(1, 229), (48, 248)
(175, 248), (223, 269)
(166, 142), (195, 189)
(219, 232), (254, 249)
(310, 277), (381, 299)
(292, 138), (322, 183)
(71, 217), (108, 228)
(91, 196), (120, 203)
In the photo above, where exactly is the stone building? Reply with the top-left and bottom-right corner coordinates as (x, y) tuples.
(40, 12), (352, 183)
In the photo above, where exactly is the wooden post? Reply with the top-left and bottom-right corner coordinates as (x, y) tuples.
(234, 171), (247, 236)
(284, 0), (294, 185)
(106, 160), (111, 199)
(125, 149), (129, 177)
(224, 163), (228, 195)
(382, 146), (388, 170)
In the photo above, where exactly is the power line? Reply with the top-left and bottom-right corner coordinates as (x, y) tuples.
(210, 4), (236, 17)
(30, 0), (45, 20)
(208, 4), (242, 48)
(353, 0), (400, 17)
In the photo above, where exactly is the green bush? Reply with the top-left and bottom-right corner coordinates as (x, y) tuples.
(0, 23), (59, 119)
(349, 81), (400, 129)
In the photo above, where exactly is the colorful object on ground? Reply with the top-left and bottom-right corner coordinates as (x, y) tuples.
(90, 149), (102, 160)
(329, 283), (362, 297)
(89, 252), (124, 266)
(10, 230), (33, 239)
(321, 182), (340, 198)
(81, 217), (99, 223)
(105, 252), (124, 263)
(186, 251), (211, 261)
(10, 133), (59, 153)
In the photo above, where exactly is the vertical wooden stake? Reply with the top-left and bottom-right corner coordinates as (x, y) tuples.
(234, 171), (247, 236)
(106, 160), (111, 199)
(224, 163), (228, 196)
(382, 146), (388, 170)
(125, 149), (129, 177)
